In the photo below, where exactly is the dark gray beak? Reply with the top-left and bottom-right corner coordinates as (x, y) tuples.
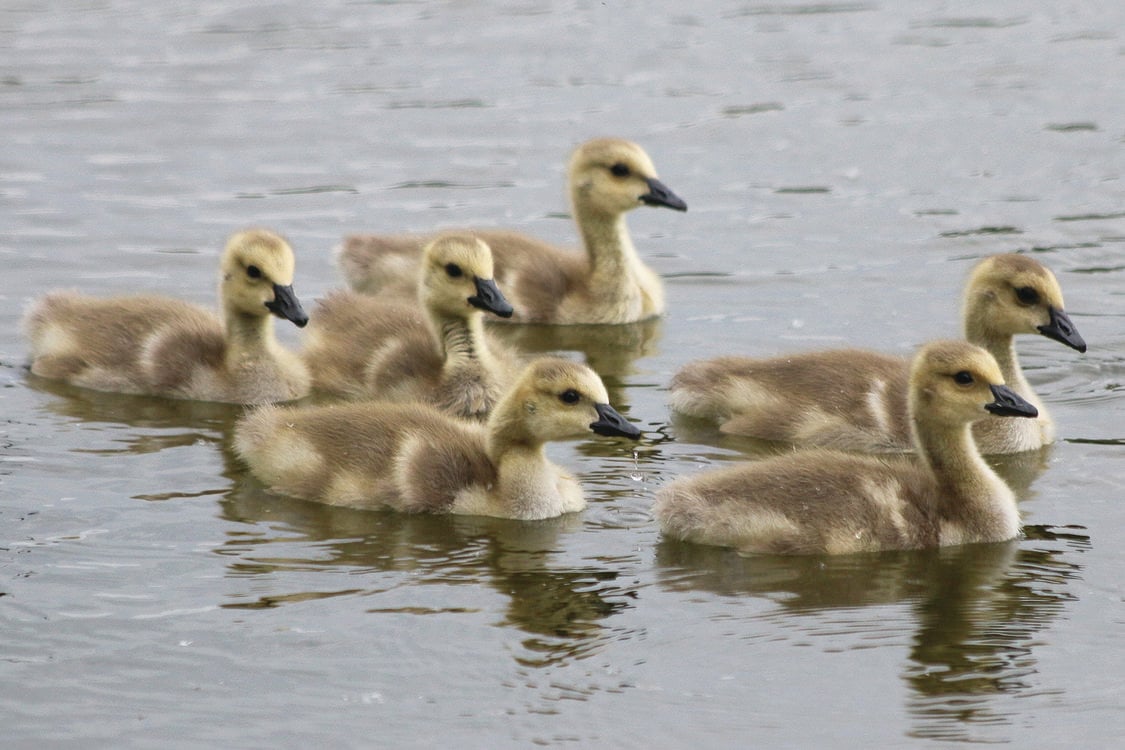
(590, 403), (642, 439)
(640, 177), (687, 212)
(1038, 306), (1086, 353)
(468, 277), (514, 318)
(265, 283), (309, 328)
(985, 384), (1038, 418)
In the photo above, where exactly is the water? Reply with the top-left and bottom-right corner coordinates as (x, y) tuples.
(2, 1), (1123, 747)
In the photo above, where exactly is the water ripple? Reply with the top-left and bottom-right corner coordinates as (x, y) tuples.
(939, 225), (1022, 237)
(1054, 211), (1125, 222)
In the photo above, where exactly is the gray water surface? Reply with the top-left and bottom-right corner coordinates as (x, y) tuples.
(2, 2), (1123, 747)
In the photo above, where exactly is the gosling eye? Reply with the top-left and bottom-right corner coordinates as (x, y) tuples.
(246, 265), (263, 280)
(953, 371), (975, 385)
(1015, 286), (1040, 306)
(445, 263), (463, 278)
(609, 163), (631, 178)
(559, 389), (581, 405)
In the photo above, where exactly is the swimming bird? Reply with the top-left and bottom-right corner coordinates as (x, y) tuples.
(233, 357), (643, 519)
(337, 137), (687, 324)
(669, 254), (1085, 454)
(23, 229), (311, 404)
(655, 340), (1039, 555)
(302, 234), (521, 420)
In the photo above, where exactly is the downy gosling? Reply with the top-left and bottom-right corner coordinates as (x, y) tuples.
(336, 138), (687, 325)
(23, 228), (310, 404)
(234, 357), (642, 520)
(303, 234), (521, 421)
(670, 254), (1085, 454)
(655, 340), (1039, 555)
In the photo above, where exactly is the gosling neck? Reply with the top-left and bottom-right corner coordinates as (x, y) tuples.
(223, 305), (280, 365)
(484, 392), (541, 460)
(573, 199), (644, 291)
(964, 324), (1037, 406)
(428, 306), (495, 373)
(910, 408), (1016, 539)
(482, 400), (559, 517)
(912, 418), (992, 492)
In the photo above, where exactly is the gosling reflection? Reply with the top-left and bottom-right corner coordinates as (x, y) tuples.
(218, 460), (636, 667)
(985, 444), (1052, 497)
(25, 372), (243, 454)
(656, 525), (1088, 741)
(668, 411), (801, 462)
(488, 316), (663, 379)
(905, 525), (1088, 743)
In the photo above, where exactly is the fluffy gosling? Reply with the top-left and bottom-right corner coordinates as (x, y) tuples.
(670, 254), (1084, 454)
(303, 234), (520, 420)
(337, 137), (687, 324)
(234, 357), (642, 520)
(23, 229), (310, 404)
(656, 341), (1039, 556)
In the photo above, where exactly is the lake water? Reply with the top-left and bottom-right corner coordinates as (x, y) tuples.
(2, 1), (1123, 747)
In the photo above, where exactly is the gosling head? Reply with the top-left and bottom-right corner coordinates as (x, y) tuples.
(910, 340), (1039, 428)
(568, 138), (687, 217)
(220, 229), (308, 327)
(962, 254), (1086, 352)
(499, 357), (642, 443)
(418, 234), (513, 319)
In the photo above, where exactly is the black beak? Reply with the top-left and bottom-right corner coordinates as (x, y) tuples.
(640, 177), (688, 212)
(1038, 306), (1086, 353)
(985, 384), (1039, 419)
(265, 283), (309, 328)
(468, 277), (514, 318)
(590, 402), (642, 439)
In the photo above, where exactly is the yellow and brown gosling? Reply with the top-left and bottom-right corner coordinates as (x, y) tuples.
(234, 357), (643, 520)
(23, 228), (310, 404)
(656, 340), (1039, 556)
(303, 234), (521, 421)
(337, 137), (687, 325)
(670, 254), (1085, 454)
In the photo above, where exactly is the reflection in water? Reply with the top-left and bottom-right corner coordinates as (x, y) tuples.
(498, 568), (635, 668)
(489, 316), (663, 387)
(905, 525), (1089, 742)
(26, 365), (644, 670)
(656, 538), (961, 611)
(218, 450), (638, 668)
(668, 411), (807, 461)
(985, 445), (1051, 497)
(25, 372), (245, 452)
(656, 526), (1089, 742)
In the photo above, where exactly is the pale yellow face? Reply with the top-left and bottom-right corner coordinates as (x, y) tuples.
(911, 340), (1009, 426)
(568, 138), (664, 216)
(418, 234), (497, 316)
(963, 254), (1067, 337)
(220, 229), (297, 317)
(515, 358), (614, 441)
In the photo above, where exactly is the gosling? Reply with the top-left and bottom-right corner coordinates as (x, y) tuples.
(337, 138), (687, 324)
(234, 357), (642, 520)
(670, 254), (1085, 454)
(23, 229), (311, 404)
(302, 234), (520, 421)
(655, 340), (1039, 555)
